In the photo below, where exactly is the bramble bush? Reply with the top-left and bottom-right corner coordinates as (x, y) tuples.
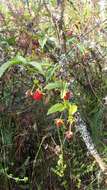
(0, 0), (107, 189)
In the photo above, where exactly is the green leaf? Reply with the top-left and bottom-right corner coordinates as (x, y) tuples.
(69, 104), (77, 115)
(0, 55), (45, 78)
(7, 37), (16, 45)
(0, 61), (12, 78)
(60, 82), (68, 98)
(39, 36), (47, 49)
(29, 61), (44, 75)
(47, 103), (65, 115)
(0, 55), (27, 78)
(15, 56), (44, 75)
(15, 55), (27, 64)
(45, 81), (62, 90)
(46, 64), (59, 82)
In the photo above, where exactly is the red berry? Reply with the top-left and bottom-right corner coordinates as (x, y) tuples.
(32, 89), (43, 101)
(55, 119), (64, 128)
(66, 30), (73, 37)
(63, 91), (73, 100)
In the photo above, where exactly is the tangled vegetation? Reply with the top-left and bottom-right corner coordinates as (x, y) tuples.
(0, 0), (107, 189)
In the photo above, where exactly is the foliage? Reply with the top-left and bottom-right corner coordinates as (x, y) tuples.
(0, 0), (107, 189)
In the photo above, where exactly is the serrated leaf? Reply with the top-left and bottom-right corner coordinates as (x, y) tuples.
(47, 103), (65, 115)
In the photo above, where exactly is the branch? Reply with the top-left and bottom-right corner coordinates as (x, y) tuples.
(76, 113), (107, 175)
